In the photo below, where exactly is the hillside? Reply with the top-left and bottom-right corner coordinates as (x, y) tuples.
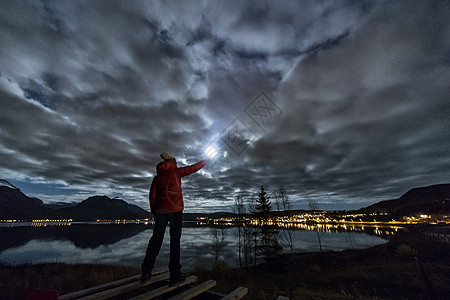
(55, 196), (151, 220)
(0, 181), (150, 221)
(0, 183), (53, 220)
(359, 183), (450, 216)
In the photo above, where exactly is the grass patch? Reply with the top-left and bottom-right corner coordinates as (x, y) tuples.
(0, 262), (139, 300)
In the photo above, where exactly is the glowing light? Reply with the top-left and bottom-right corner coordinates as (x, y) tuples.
(205, 145), (218, 159)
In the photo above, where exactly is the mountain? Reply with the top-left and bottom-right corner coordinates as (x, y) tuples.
(0, 184), (53, 220)
(0, 179), (20, 190)
(0, 180), (151, 220)
(359, 183), (450, 216)
(55, 196), (151, 220)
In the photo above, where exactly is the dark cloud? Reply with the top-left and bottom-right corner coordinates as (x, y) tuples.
(0, 0), (449, 211)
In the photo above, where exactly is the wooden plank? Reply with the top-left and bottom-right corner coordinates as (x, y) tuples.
(167, 280), (216, 300)
(128, 276), (198, 300)
(221, 286), (248, 300)
(77, 272), (170, 300)
(59, 275), (140, 300)
(59, 269), (166, 300)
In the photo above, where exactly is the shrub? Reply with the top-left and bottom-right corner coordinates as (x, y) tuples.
(307, 264), (322, 273)
(395, 243), (417, 257)
(212, 259), (229, 274)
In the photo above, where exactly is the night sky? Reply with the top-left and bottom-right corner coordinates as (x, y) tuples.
(1, 0), (449, 213)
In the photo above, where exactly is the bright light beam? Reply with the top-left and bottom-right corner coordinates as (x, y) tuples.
(204, 145), (218, 159)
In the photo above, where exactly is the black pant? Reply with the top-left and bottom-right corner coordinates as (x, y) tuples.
(142, 211), (183, 277)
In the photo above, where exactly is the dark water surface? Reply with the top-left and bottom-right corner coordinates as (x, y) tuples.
(0, 222), (395, 270)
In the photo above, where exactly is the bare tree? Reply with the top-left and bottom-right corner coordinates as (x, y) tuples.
(233, 196), (245, 268)
(210, 226), (227, 263)
(308, 199), (325, 252)
(273, 186), (294, 255)
(243, 221), (254, 268)
(247, 196), (258, 267)
(245, 196), (264, 267)
(231, 195), (256, 269)
(346, 231), (356, 249)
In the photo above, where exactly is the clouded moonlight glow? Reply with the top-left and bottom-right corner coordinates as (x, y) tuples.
(205, 145), (219, 160)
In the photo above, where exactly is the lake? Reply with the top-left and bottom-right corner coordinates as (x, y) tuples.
(0, 221), (400, 271)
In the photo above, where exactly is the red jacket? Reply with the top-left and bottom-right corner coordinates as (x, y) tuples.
(149, 160), (207, 214)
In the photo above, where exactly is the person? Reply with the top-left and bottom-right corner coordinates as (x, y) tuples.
(141, 152), (207, 285)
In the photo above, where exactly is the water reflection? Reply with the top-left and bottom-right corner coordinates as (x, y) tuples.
(0, 223), (150, 251)
(0, 222), (401, 270)
(276, 222), (404, 239)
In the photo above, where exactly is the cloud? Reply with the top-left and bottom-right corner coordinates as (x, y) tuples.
(0, 0), (449, 211)
(259, 0), (450, 202)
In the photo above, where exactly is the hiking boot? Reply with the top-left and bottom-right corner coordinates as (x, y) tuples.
(140, 271), (152, 284)
(140, 263), (152, 284)
(169, 274), (186, 286)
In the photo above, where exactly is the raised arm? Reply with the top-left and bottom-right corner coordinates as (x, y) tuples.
(178, 160), (207, 178)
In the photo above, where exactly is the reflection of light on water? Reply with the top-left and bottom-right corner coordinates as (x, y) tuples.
(95, 220), (154, 224)
(199, 220), (404, 236)
(31, 220), (73, 227)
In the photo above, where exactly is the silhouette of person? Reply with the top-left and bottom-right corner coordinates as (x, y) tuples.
(141, 152), (207, 285)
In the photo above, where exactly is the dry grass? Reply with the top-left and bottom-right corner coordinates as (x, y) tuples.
(0, 262), (139, 300)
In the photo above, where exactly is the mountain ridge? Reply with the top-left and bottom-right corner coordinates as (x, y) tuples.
(358, 183), (450, 216)
(0, 184), (150, 221)
(54, 195), (151, 220)
(0, 184), (53, 220)
(1, 181), (449, 220)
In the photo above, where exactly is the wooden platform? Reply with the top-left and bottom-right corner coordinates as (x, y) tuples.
(58, 270), (248, 300)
